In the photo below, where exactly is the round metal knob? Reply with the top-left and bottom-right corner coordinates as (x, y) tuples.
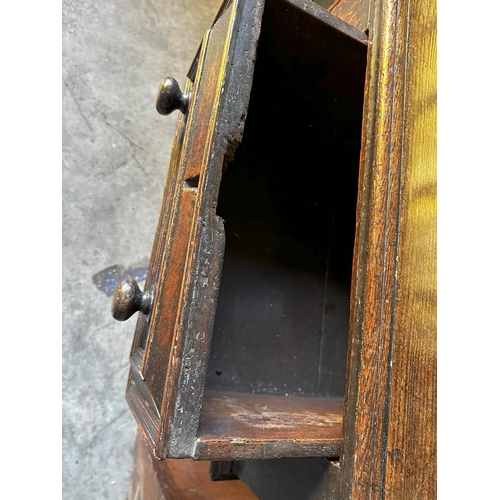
(156, 77), (189, 115)
(111, 278), (152, 322)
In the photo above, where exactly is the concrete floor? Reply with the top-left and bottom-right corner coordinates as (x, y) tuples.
(62, 1), (221, 498)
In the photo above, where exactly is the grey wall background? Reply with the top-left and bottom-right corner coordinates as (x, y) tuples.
(62, 1), (221, 498)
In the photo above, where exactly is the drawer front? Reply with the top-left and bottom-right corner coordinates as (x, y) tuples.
(125, 0), (265, 459)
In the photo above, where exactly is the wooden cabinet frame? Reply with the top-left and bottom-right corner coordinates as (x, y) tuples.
(125, 0), (370, 462)
(339, 0), (437, 496)
(121, 0), (436, 496)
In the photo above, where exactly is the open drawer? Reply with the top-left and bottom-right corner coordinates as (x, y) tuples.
(112, 0), (367, 460)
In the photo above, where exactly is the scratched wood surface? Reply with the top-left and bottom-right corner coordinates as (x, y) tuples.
(339, 0), (437, 497)
(195, 392), (344, 459)
(328, 0), (370, 32)
(128, 431), (257, 500)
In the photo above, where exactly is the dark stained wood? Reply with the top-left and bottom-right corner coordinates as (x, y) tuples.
(285, 0), (368, 43)
(233, 458), (340, 500)
(125, 0), (368, 462)
(129, 78), (191, 358)
(156, 0), (266, 459)
(126, 0), (266, 460)
(338, 0), (437, 497)
(328, 0), (370, 33)
(204, 0), (367, 405)
(195, 392), (344, 459)
(121, 0), (437, 495)
(144, 17), (228, 408)
(128, 431), (257, 500)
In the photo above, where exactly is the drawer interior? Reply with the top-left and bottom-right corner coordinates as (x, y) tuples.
(198, 0), (367, 459)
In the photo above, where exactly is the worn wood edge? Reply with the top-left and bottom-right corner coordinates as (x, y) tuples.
(193, 391), (344, 460)
(142, 34), (211, 380)
(129, 348), (144, 379)
(158, 220), (226, 458)
(284, 0), (368, 45)
(156, 0), (266, 460)
(158, 1), (241, 460)
(194, 436), (343, 461)
(128, 16), (218, 459)
(338, 0), (389, 493)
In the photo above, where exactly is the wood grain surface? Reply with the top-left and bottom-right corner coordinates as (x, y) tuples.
(383, 0), (437, 495)
(328, 0), (370, 32)
(339, 0), (437, 497)
(195, 392), (344, 459)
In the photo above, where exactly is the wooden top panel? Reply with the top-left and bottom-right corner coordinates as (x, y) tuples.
(195, 391), (343, 460)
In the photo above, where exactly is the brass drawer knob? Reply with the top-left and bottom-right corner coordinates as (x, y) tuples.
(111, 278), (152, 321)
(156, 77), (189, 115)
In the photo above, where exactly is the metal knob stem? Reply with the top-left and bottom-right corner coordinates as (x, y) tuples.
(111, 278), (152, 322)
(156, 77), (189, 115)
